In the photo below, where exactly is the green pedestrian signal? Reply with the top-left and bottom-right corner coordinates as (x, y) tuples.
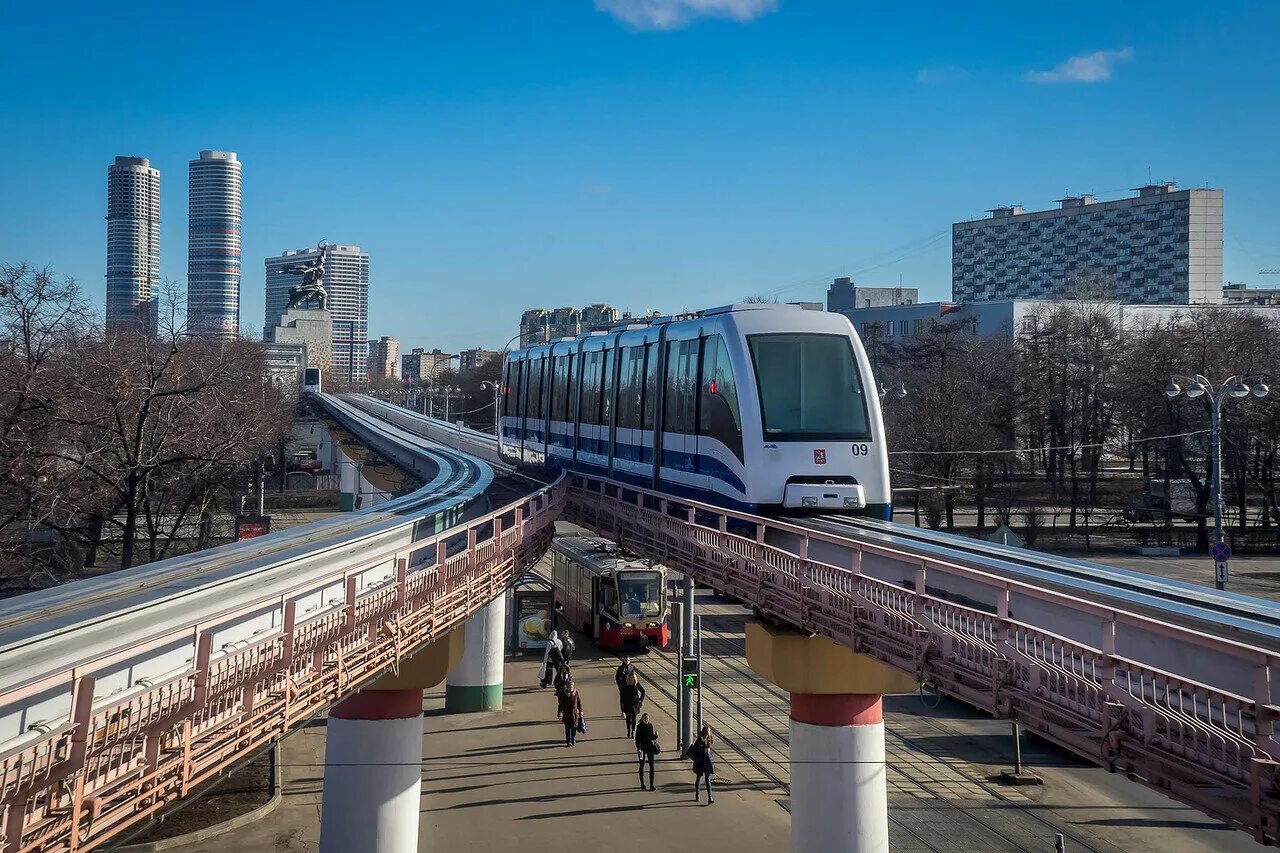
(684, 674), (698, 688)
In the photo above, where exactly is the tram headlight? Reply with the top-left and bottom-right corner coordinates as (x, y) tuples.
(648, 622), (658, 628)
(624, 622), (634, 629)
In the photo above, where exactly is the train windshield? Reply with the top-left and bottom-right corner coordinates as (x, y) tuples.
(748, 334), (870, 440)
(617, 571), (663, 619)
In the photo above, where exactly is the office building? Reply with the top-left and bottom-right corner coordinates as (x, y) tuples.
(458, 348), (498, 371)
(105, 156), (160, 333)
(265, 244), (369, 382)
(187, 151), (243, 336)
(826, 277), (918, 312)
(952, 183), (1224, 305)
(402, 348), (453, 382)
(366, 336), (401, 381)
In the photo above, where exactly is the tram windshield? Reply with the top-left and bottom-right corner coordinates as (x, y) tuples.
(748, 334), (870, 441)
(617, 571), (663, 619)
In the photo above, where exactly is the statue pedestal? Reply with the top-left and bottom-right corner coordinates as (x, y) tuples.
(268, 308), (333, 376)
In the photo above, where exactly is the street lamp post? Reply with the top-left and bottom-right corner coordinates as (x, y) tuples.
(1165, 374), (1270, 590)
(480, 380), (501, 436)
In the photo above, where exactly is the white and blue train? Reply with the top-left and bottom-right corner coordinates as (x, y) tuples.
(498, 303), (891, 516)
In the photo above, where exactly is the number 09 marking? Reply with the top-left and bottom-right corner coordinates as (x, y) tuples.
(851, 444), (870, 456)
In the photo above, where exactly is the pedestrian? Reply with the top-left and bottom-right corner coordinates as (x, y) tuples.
(635, 712), (659, 791)
(553, 664), (571, 699)
(540, 631), (564, 689)
(615, 655), (637, 716)
(557, 678), (584, 747)
(559, 629), (576, 664)
(687, 724), (715, 804)
(619, 671), (646, 739)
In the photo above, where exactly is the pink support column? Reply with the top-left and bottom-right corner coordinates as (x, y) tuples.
(319, 689), (424, 853)
(789, 693), (888, 853)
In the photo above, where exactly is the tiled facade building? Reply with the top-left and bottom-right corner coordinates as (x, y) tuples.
(952, 183), (1223, 305)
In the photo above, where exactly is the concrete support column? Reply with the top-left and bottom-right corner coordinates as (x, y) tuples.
(319, 689), (424, 853)
(338, 459), (358, 512)
(445, 595), (506, 712)
(745, 621), (917, 853)
(319, 629), (463, 853)
(790, 693), (888, 853)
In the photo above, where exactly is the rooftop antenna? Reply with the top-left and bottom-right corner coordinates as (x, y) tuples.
(1147, 165), (1153, 184)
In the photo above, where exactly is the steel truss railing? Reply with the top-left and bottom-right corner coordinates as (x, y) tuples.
(564, 473), (1280, 845)
(0, 482), (563, 853)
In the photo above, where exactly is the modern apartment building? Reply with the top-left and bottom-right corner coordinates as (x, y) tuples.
(952, 183), (1224, 305)
(458, 348), (498, 371)
(401, 348), (453, 382)
(265, 244), (369, 382)
(519, 303), (623, 346)
(826, 277), (919, 312)
(187, 151), (243, 336)
(105, 156), (160, 333)
(366, 336), (401, 381)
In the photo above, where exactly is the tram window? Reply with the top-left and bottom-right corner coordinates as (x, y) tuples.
(599, 579), (618, 616)
(601, 349), (615, 427)
(699, 335), (744, 462)
(580, 350), (602, 427)
(618, 572), (662, 618)
(663, 339), (698, 434)
(642, 343), (658, 429)
(618, 346), (645, 429)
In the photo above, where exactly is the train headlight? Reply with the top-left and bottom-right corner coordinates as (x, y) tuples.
(648, 622), (658, 628)
(844, 497), (861, 508)
(801, 496), (818, 507)
(624, 622), (634, 629)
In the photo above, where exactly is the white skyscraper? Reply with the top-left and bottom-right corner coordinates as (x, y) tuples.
(105, 156), (160, 333)
(187, 151), (243, 336)
(264, 245), (369, 382)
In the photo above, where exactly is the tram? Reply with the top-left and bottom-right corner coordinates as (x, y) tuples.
(549, 535), (671, 651)
(498, 303), (891, 516)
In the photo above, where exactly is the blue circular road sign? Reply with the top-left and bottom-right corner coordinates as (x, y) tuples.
(1210, 542), (1232, 562)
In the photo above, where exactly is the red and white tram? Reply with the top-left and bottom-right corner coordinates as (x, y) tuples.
(549, 536), (671, 651)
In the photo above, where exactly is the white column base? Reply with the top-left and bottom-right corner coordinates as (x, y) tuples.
(319, 694), (423, 853)
(790, 717), (888, 853)
(445, 595), (506, 712)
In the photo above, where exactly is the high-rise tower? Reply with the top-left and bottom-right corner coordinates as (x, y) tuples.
(105, 156), (160, 333)
(187, 151), (243, 335)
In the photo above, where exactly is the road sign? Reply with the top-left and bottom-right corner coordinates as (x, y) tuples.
(1216, 560), (1230, 586)
(1210, 542), (1232, 562)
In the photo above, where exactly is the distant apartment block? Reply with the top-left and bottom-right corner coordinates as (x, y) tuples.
(826, 277), (918, 312)
(402, 348), (453, 382)
(1223, 282), (1280, 306)
(366, 336), (401, 381)
(519, 303), (630, 346)
(952, 183), (1224, 305)
(265, 244), (369, 382)
(105, 156), (160, 333)
(458, 348), (498, 371)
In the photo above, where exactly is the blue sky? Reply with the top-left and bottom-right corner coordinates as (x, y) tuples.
(3, 0), (1278, 352)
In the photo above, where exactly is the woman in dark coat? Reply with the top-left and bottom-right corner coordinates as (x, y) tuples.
(634, 712), (659, 791)
(618, 671), (646, 739)
(687, 724), (715, 804)
(557, 678), (584, 747)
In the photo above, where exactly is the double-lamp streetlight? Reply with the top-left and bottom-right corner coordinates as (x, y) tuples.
(1164, 374), (1270, 589)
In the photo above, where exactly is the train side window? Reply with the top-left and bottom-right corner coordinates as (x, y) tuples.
(580, 350), (601, 428)
(642, 343), (658, 429)
(527, 357), (543, 423)
(564, 353), (576, 422)
(699, 335), (744, 462)
(601, 349), (615, 427)
(617, 346), (644, 429)
(516, 360), (528, 419)
(663, 339), (697, 435)
(547, 355), (562, 422)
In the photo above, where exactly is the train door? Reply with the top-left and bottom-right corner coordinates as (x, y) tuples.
(590, 575), (601, 639)
(659, 337), (708, 496)
(696, 334), (746, 503)
(516, 359), (529, 465)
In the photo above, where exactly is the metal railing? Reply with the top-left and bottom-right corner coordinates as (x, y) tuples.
(563, 472), (1280, 845)
(0, 480), (563, 852)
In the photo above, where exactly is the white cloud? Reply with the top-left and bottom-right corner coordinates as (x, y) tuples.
(1025, 47), (1134, 84)
(595, 0), (777, 30)
(916, 65), (970, 85)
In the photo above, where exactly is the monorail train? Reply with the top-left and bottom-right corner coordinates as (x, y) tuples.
(498, 303), (891, 515)
(302, 367), (322, 395)
(550, 536), (670, 650)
